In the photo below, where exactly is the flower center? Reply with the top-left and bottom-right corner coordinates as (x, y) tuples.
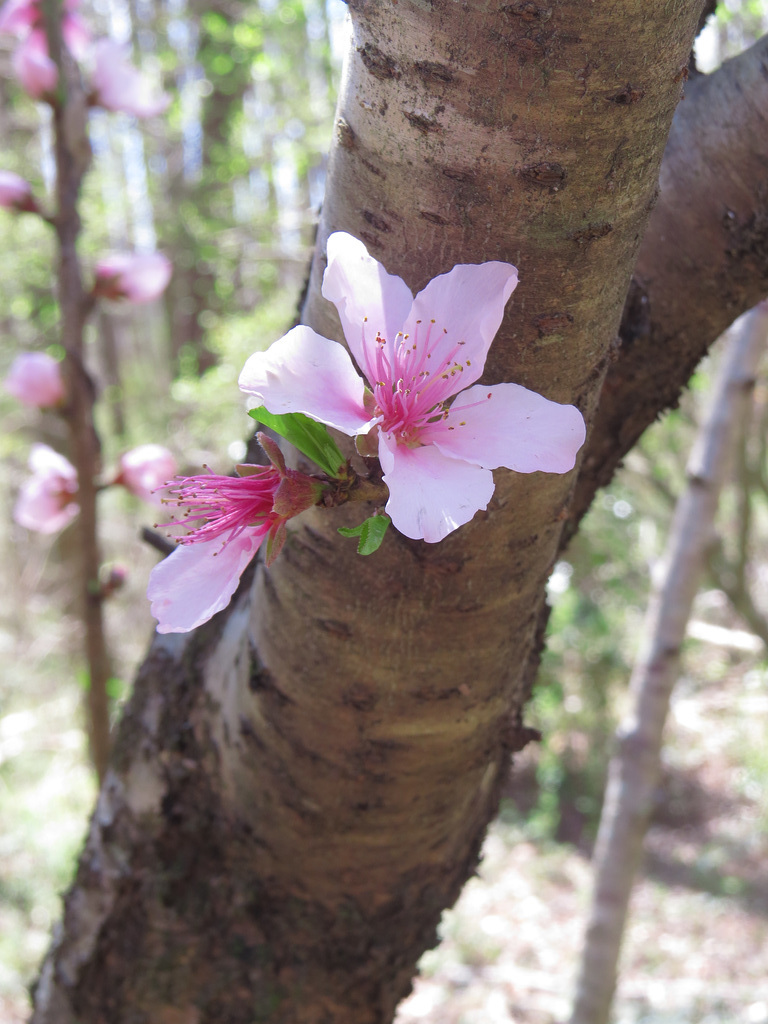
(362, 318), (470, 444)
(159, 470), (279, 549)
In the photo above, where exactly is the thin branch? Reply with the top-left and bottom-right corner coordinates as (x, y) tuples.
(42, 0), (111, 781)
(567, 303), (768, 1024)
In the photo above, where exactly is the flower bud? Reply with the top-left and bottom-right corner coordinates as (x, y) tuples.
(5, 351), (65, 407)
(93, 251), (172, 304)
(14, 443), (79, 534)
(115, 444), (177, 504)
(0, 170), (37, 213)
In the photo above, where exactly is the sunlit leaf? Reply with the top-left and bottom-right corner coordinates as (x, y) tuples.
(249, 406), (346, 477)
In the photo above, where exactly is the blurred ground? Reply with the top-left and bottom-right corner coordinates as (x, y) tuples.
(395, 653), (768, 1024)
(1, 622), (766, 1023)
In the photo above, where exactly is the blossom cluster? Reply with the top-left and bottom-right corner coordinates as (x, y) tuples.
(240, 232), (586, 543)
(145, 232), (586, 634)
(11, 437), (177, 535)
(6, 352), (176, 530)
(0, 2), (173, 301)
(0, 0), (168, 112)
(148, 435), (325, 633)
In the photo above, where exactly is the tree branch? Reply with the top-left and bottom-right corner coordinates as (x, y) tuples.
(569, 35), (768, 536)
(42, 0), (111, 780)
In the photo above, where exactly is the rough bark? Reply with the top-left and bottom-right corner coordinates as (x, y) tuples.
(36, 4), (768, 1024)
(568, 302), (768, 1024)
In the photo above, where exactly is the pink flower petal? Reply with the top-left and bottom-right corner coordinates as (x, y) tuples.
(14, 478), (79, 533)
(13, 29), (57, 98)
(0, 169), (29, 205)
(117, 444), (177, 503)
(148, 532), (262, 634)
(378, 432), (495, 542)
(5, 351), (65, 407)
(421, 382), (586, 473)
(0, 171), (38, 214)
(321, 231), (414, 382)
(400, 261), (518, 392)
(0, 0), (37, 37)
(239, 325), (372, 435)
(94, 251), (172, 303)
(29, 441), (77, 481)
(14, 443), (79, 534)
(62, 11), (90, 58)
(90, 39), (170, 119)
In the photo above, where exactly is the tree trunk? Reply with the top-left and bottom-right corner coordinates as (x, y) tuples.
(34, 3), (768, 1023)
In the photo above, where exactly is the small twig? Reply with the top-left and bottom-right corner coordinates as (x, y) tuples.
(141, 527), (177, 557)
(43, 0), (110, 782)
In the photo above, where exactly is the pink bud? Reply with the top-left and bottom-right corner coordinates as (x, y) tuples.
(5, 351), (65, 407)
(0, 170), (36, 212)
(115, 444), (177, 504)
(13, 29), (58, 99)
(90, 39), (170, 119)
(99, 563), (128, 598)
(93, 251), (172, 304)
(14, 443), (79, 534)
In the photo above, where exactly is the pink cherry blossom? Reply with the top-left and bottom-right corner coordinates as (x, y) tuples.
(89, 39), (170, 118)
(115, 444), (177, 504)
(13, 29), (57, 98)
(148, 439), (324, 633)
(93, 251), (172, 304)
(0, 0), (36, 35)
(0, 170), (36, 212)
(5, 351), (65, 407)
(239, 232), (586, 543)
(14, 443), (79, 534)
(0, 0), (89, 98)
(0, 0), (87, 48)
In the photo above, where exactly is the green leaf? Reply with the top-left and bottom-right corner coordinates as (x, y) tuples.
(249, 407), (346, 478)
(338, 513), (391, 555)
(106, 677), (128, 700)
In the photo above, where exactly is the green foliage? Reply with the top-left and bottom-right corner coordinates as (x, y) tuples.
(338, 512), (392, 555)
(248, 406), (346, 477)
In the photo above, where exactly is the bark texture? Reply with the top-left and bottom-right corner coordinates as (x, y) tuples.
(36, 3), (768, 1024)
(568, 303), (768, 1024)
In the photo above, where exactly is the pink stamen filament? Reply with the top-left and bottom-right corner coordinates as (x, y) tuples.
(160, 471), (279, 549)
(363, 316), (471, 440)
